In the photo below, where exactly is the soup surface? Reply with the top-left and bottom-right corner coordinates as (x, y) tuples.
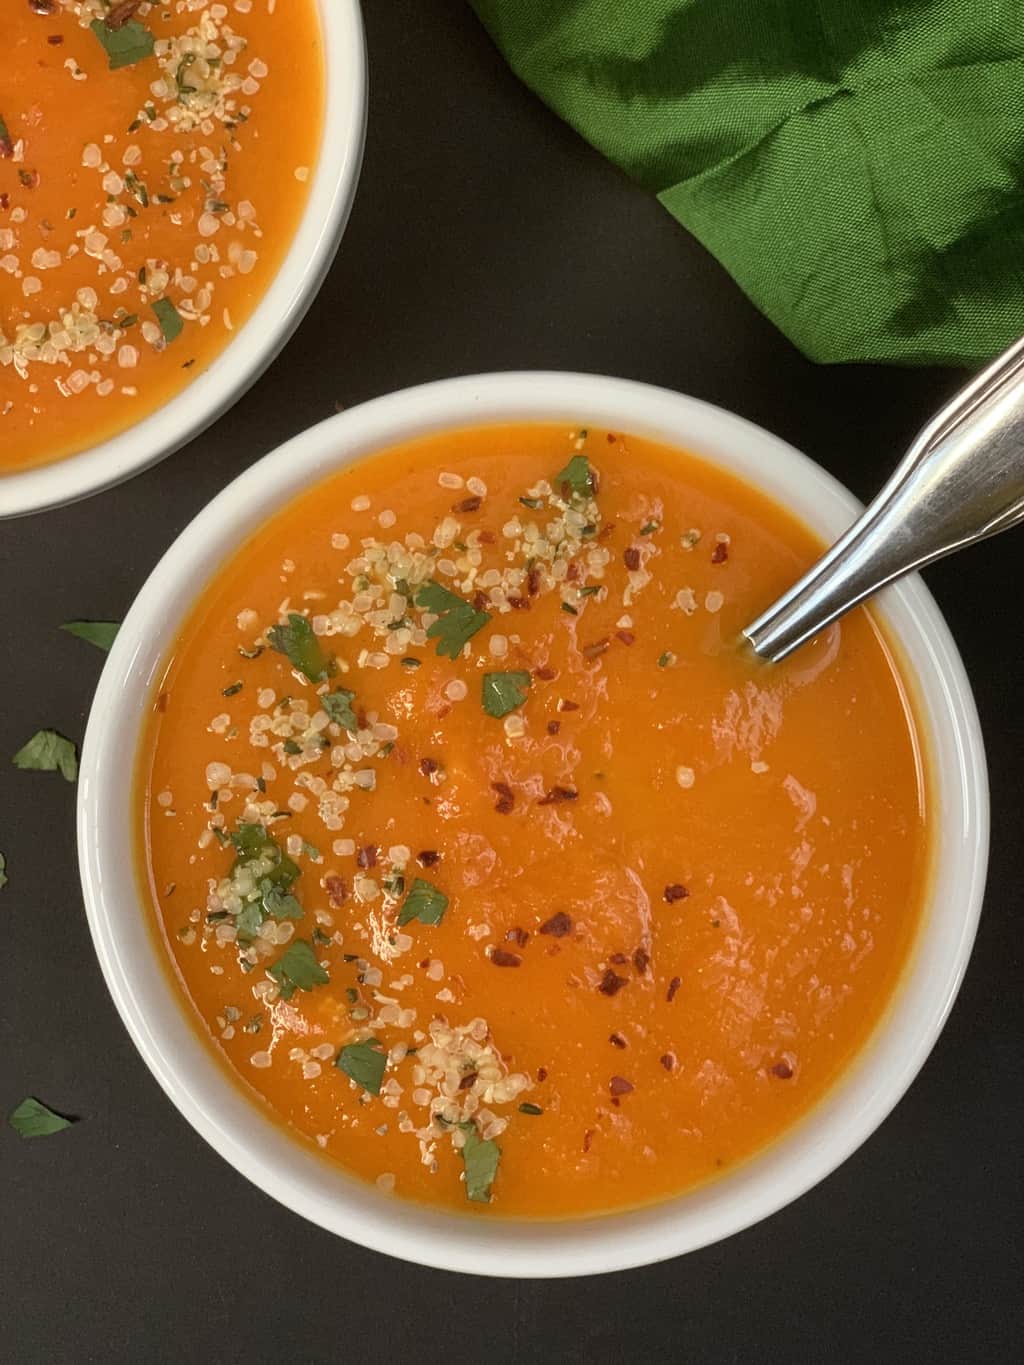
(139, 424), (929, 1217)
(0, 0), (323, 473)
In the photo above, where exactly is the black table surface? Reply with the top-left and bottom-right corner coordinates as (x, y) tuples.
(2, 3), (1020, 1361)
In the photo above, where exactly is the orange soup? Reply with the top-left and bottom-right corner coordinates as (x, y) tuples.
(0, 0), (323, 472)
(138, 425), (929, 1217)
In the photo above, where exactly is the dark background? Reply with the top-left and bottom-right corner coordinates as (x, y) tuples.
(2, 2), (1020, 1360)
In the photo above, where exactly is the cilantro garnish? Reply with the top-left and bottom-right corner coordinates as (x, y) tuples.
(397, 877), (449, 927)
(151, 297), (183, 344)
(459, 1123), (501, 1203)
(268, 940), (329, 1000)
(61, 620), (120, 652)
(9, 1097), (75, 1140)
(89, 18), (155, 71)
(321, 687), (358, 732)
(267, 613), (335, 682)
(415, 581), (490, 660)
(482, 670), (532, 719)
(554, 454), (595, 499)
(12, 730), (77, 782)
(260, 883), (303, 921)
(227, 824), (302, 939)
(336, 1038), (386, 1095)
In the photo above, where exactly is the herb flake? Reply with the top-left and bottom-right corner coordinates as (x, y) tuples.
(460, 1124), (501, 1203)
(321, 687), (358, 732)
(267, 613), (335, 683)
(482, 670), (532, 719)
(397, 877), (449, 928)
(268, 939), (329, 1000)
(336, 1038), (386, 1095)
(416, 580), (490, 660)
(61, 620), (120, 652)
(89, 18), (155, 71)
(9, 1097), (75, 1139)
(554, 454), (595, 499)
(12, 730), (77, 782)
(152, 297), (183, 344)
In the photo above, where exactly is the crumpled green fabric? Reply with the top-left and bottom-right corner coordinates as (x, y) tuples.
(469, 0), (1024, 366)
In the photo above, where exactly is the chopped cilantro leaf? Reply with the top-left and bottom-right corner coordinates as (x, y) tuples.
(336, 1038), (386, 1095)
(12, 730), (77, 782)
(234, 902), (263, 942)
(397, 877), (449, 927)
(460, 1124), (501, 1203)
(152, 297), (183, 343)
(482, 670), (532, 719)
(415, 580), (491, 660)
(61, 625), (121, 655)
(321, 687), (358, 732)
(9, 1097), (75, 1139)
(90, 18), (155, 71)
(260, 881), (303, 922)
(640, 521), (659, 535)
(268, 939), (329, 1000)
(266, 613), (335, 682)
(554, 454), (595, 498)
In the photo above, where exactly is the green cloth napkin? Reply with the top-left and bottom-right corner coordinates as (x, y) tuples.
(470, 0), (1024, 366)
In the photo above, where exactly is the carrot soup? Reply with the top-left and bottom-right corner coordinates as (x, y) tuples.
(137, 425), (929, 1217)
(0, 0), (323, 472)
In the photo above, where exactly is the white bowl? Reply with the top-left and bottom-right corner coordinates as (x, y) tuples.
(78, 373), (988, 1277)
(0, 0), (366, 520)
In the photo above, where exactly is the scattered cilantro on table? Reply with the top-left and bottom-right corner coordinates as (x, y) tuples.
(12, 730), (78, 782)
(61, 620), (120, 652)
(9, 1097), (76, 1139)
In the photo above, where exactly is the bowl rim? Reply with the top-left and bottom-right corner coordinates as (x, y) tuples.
(0, 0), (367, 519)
(77, 372), (989, 1277)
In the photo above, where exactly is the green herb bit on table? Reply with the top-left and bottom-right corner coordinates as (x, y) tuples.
(12, 730), (78, 782)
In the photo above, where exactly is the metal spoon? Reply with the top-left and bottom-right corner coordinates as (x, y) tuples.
(743, 336), (1024, 662)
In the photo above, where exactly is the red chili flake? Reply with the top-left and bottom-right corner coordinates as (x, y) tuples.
(0, 193), (9, 211)
(610, 953), (628, 965)
(478, 530), (496, 545)
(623, 546), (641, 571)
(47, 34), (64, 44)
(616, 630), (635, 646)
(492, 781), (514, 814)
(356, 845), (377, 869)
(537, 1067), (548, 1082)
(490, 949), (521, 968)
(598, 969), (627, 996)
(418, 958), (430, 969)
(527, 566), (541, 596)
(102, 0), (143, 28)
(660, 1053), (676, 1072)
(534, 666), (556, 680)
(325, 875), (348, 908)
(606, 432), (616, 443)
(539, 911), (572, 937)
(582, 638), (610, 660)
(609, 1032), (627, 1049)
(771, 1061), (794, 1079)
(419, 757), (438, 777)
(417, 849), (440, 867)
(664, 884), (689, 903)
(666, 976), (681, 1002)
(566, 560), (580, 582)
(546, 720), (561, 736)
(507, 596), (530, 610)
(633, 947), (650, 976)
(506, 926), (529, 948)
(711, 541), (729, 564)
(458, 1071), (478, 1089)
(452, 495), (481, 513)
(559, 699), (579, 712)
(156, 691), (169, 713)
(29, 0), (58, 14)
(472, 590), (489, 611)
(598, 522), (616, 540)
(583, 1129), (594, 1153)
(609, 1076), (633, 1096)
(537, 786), (578, 805)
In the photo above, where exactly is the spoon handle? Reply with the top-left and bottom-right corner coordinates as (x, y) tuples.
(744, 337), (1024, 662)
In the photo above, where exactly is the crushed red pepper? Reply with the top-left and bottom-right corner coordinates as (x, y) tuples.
(490, 948), (522, 968)
(492, 781), (514, 814)
(599, 969), (628, 996)
(539, 911), (572, 937)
